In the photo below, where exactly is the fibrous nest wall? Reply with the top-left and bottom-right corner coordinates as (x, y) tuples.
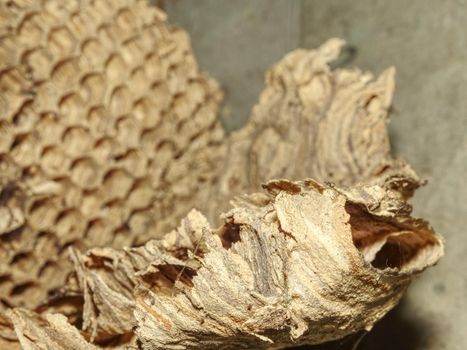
(0, 1), (443, 349)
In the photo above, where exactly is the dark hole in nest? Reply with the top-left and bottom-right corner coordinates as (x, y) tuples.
(141, 264), (198, 293)
(37, 293), (83, 310)
(34, 288), (85, 329)
(345, 202), (421, 270)
(173, 247), (190, 260)
(10, 251), (31, 265)
(0, 182), (19, 205)
(10, 281), (35, 296)
(371, 240), (418, 270)
(95, 332), (134, 348)
(220, 223), (241, 249)
(0, 274), (11, 285)
(0, 225), (24, 242)
(83, 253), (114, 270)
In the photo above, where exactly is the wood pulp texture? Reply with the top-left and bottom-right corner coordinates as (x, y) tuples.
(0, 1), (443, 349)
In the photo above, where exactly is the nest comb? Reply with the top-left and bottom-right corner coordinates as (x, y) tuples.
(0, 0), (225, 311)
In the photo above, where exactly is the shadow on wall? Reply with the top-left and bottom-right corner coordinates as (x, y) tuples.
(290, 299), (426, 350)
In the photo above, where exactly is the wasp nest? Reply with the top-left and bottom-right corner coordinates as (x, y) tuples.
(0, 0), (443, 349)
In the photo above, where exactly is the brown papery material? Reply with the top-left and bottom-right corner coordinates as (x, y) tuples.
(0, 0), (443, 349)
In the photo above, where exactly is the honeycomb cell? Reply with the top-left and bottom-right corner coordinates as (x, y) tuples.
(70, 157), (101, 189)
(10, 133), (40, 167)
(22, 47), (55, 81)
(133, 97), (161, 129)
(80, 39), (103, 68)
(41, 145), (71, 176)
(126, 179), (154, 209)
(28, 197), (61, 231)
(48, 26), (77, 57)
(62, 126), (92, 157)
(17, 13), (46, 47)
(54, 209), (86, 244)
(115, 115), (141, 148)
(102, 169), (133, 200)
(115, 149), (147, 178)
(59, 93), (86, 125)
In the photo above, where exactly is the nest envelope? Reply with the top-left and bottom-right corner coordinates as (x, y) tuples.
(0, 0), (443, 349)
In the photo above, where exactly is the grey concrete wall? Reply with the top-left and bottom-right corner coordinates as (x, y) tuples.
(163, 1), (466, 349)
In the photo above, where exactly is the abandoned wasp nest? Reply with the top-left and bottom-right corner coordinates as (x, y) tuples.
(0, 0), (442, 349)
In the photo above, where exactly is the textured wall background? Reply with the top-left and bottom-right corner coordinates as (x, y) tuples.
(162, 1), (466, 349)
